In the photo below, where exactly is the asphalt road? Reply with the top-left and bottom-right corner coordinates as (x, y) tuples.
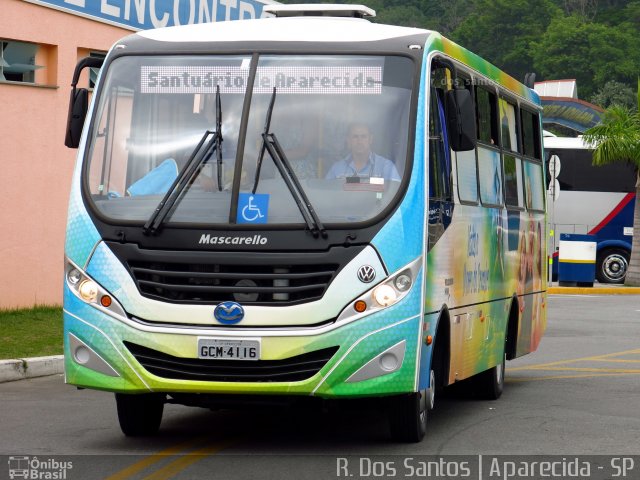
(1, 294), (639, 480)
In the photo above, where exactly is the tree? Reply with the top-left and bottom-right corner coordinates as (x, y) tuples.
(562, 0), (598, 20)
(590, 80), (637, 110)
(583, 79), (640, 286)
(452, 0), (560, 82)
(374, 5), (428, 28)
(532, 15), (639, 99)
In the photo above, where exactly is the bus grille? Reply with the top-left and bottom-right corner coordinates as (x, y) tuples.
(124, 342), (339, 383)
(128, 261), (338, 305)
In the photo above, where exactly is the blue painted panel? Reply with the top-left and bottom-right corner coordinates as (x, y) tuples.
(30, 0), (272, 31)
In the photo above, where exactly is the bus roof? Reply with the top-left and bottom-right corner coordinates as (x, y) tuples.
(138, 16), (426, 44)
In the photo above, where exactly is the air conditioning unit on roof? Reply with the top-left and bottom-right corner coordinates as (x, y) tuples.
(263, 4), (376, 19)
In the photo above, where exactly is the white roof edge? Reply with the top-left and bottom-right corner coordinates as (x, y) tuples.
(263, 4), (376, 18)
(543, 136), (590, 149)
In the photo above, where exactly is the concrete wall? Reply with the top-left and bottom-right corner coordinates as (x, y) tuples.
(0, 0), (129, 308)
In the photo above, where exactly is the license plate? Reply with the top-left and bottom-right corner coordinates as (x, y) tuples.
(198, 338), (260, 361)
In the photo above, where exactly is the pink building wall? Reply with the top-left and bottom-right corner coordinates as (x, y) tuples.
(0, 0), (129, 308)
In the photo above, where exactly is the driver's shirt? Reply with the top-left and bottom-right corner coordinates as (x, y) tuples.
(325, 153), (401, 181)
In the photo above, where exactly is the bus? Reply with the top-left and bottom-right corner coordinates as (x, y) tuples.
(545, 135), (636, 283)
(62, 4), (547, 442)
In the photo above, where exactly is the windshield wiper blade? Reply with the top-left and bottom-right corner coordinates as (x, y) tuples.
(215, 86), (223, 191)
(251, 88), (326, 238)
(143, 87), (223, 235)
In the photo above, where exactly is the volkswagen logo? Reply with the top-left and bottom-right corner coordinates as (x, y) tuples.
(214, 301), (245, 325)
(357, 265), (376, 283)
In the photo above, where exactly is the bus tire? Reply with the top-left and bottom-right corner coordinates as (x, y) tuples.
(472, 351), (505, 400)
(388, 389), (428, 443)
(596, 248), (629, 284)
(115, 393), (164, 436)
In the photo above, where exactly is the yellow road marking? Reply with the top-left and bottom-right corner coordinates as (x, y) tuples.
(141, 439), (238, 480)
(590, 358), (640, 364)
(508, 348), (640, 372)
(523, 366), (640, 374)
(506, 348), (640, 381)
(103, 436), (207, 480)
(507, 372), (640, 382)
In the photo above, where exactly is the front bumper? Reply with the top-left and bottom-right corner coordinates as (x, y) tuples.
(63, 276), (424, 399)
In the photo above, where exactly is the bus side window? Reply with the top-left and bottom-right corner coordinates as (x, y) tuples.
(454, 76), (479, 204)
(499, 98), (520, 153)
(521, 109), (541, 160)
(475, 86), (502, 207)
(428, 87), (452, 201)
(503, 155), (524, 208)
(521, 108), (543, 210)
(476, 86), (498, 146)
(523, 160), (545, 212)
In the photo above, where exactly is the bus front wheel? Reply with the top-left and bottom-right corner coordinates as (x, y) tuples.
(388, 387), (428, 443)
(596, 248), (629, 284)
(115, 393), (165, 436)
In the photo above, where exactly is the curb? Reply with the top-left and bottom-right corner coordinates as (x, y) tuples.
(0, 355), (63, 383)
(548, 286), (640, 295)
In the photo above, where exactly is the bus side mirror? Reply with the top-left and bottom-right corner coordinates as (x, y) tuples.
(445, 89), (477, 152)
(64, 56), (104, 149)
(64, 88), (89, 148)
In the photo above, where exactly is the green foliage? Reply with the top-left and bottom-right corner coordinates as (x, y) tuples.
(590, 81), (637, 109)
(584, 98), (640, 168)
(531, 15), (638, 99)
(374, 5), (428, 28)
(452, 0), (560, 82)
(0, 306), (63, 359)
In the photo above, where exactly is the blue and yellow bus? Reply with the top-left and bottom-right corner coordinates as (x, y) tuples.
(63, 4), (547, 442)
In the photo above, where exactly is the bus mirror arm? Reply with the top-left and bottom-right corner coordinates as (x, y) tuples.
(64, 57), (104, 149)
(445, 88), (477, 152)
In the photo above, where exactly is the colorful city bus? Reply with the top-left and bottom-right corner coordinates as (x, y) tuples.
(63, 4), (547, 442)
(545, 135), (636, 283)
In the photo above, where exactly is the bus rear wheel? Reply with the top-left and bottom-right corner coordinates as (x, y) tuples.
(115, 393), (165, 436)
(472, 352), (505, 400)
(596, 248), (629, 284)
(388, 388), (428, 443)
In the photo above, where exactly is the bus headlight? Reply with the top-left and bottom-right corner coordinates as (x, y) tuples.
(373, 284), (397, 307)
(65, 259), (126, 318)
(67, 268), (82, 286)
(394, 272), (412, 292)
(79, 280), (99, 302)
(337, 257), (422, 323)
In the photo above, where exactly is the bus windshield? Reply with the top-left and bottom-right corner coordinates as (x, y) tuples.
(85, 54), (414, 227)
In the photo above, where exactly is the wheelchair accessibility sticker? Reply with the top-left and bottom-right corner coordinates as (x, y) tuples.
(237, 193), (269, 224)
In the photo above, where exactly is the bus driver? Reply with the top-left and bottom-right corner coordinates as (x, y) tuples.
(325, 123), (401, 181)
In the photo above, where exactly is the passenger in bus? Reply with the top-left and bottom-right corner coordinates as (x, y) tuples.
(325, 123), (400, 181)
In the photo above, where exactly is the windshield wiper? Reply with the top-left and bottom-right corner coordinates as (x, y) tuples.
(143, 86), (223, 235)
(214, 87), (223, 192)
(251, 88), (326, 238)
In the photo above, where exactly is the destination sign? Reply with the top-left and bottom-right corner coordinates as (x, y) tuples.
(140, 65), (383, 94)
